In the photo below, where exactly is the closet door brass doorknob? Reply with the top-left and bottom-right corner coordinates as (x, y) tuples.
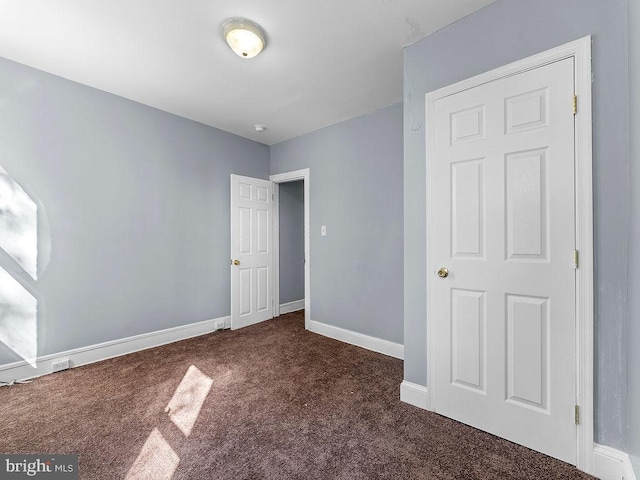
(233, 259), (241, 266)
(437, 267), (449, 278)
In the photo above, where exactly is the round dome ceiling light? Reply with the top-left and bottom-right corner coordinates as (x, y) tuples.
(254, 125), (266, 133)
(222, 18), (267, 59)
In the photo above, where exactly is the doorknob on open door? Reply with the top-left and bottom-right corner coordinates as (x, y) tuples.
(233, 259), (241, 266)
(437, 267), (449, 278)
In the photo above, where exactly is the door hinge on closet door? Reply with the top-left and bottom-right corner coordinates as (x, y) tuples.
(572, 95), (577, 115)
(573, 250), (579, 268)
(575, 405), (580, 425)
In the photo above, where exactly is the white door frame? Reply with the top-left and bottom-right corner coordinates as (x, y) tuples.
(425, 36), (593, 473)
(270, 168), (310, 329)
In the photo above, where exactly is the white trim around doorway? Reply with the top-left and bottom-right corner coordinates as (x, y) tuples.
(270, 168), (310, 329)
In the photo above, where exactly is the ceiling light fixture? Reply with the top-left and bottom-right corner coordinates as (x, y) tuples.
(254, 125), (266, 133)
(221, 18), (267, 59)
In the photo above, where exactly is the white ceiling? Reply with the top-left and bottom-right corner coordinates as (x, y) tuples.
(0, 0), (495, 146)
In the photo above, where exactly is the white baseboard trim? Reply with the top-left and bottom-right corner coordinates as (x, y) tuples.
(279, 299), (305, 314)
(400, 380), (429, 410)
(0, 315), (231, 383)
(593, 444), (637, 480)
(307, 319), (404, 359)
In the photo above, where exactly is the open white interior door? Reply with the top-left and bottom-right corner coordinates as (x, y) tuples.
(230, 175), (273, 330)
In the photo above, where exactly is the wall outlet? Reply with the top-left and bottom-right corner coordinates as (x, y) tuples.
(52, 359), (70, 373)
(214, 320), (225, 330)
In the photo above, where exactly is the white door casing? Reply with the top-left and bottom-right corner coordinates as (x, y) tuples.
(270, 169), (311, 329)
(426, 36), (593, 471)
(230, 175), (273, 330)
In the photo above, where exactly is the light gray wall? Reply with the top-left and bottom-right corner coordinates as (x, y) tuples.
(0, 57), (269, 366)
(279, 180), (305, 304)
(628, 0), (640, 471)
(403, 0), (629, 449)
(270, 103), (404, 344)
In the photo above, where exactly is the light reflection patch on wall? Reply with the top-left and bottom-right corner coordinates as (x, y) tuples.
(0, 267), (37, 364)
(0, 166), (37, 280)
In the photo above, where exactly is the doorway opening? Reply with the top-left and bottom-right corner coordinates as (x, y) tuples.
(271, 169), (310, 328)
(277, 180), (304, 314)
